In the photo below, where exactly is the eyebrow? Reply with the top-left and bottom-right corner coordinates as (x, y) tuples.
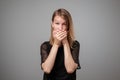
(54, 19), (66, 23)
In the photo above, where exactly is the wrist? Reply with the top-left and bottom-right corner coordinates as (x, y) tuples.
(62, 39), (68, 45)
(53, 38), (60, 45)
(54, 40), (61, 46)
(53, 42), (60, 47)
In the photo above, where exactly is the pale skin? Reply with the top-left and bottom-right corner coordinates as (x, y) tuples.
(42, 16), (78, 74)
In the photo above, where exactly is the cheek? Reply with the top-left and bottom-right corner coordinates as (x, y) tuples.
(53, 27), (58, 31)
(63, 26), (68, 31)
(53, 25), (59, 31)
(63, 27), (67, 31)
(52, 31), (56, 37)
(52, 23), (58, 30)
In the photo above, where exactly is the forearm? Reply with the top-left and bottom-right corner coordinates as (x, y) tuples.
(42, 43), (59, 74)
(63, 41), (78, 73)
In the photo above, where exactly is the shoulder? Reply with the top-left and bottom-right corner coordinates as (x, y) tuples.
(72, 40), (80, 48)
(73, 40), (80, 45)
(41, 41), (50, 45)
(40, 41), (50, 49)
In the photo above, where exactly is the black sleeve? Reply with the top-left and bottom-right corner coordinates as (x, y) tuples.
(71, 40), (81, 69)
(40, 42), (49, 69)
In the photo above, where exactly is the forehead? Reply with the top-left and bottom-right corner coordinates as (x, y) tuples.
(54, 16), (66, 23)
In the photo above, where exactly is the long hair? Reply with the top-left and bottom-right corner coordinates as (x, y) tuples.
(49, 8), (75, 47)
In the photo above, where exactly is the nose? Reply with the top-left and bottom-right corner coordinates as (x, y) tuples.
(59, 24), (63, 30)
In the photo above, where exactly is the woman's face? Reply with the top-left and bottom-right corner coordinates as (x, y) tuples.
(52, 16), (67, 31)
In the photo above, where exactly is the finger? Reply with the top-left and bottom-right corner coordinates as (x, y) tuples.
(58, 33), (67, 40)
(57, 31), (67, 39)
(57, 30), (66, 34)
(59, 31), (67, 37)
(55, 32), (64, 41)
(57, 32), (64, 38)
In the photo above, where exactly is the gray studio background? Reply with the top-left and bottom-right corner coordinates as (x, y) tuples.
(0, 0), (120, 80)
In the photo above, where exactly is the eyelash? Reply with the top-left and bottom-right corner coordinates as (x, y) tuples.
(56, 23), (59, 25)
(55, 23), (66, 25)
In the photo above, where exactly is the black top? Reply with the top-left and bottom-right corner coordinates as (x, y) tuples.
(40, 40), (81, 80)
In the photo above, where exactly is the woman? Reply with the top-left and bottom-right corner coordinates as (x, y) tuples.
(40, 8), (81, 80)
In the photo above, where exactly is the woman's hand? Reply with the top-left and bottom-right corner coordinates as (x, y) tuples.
(53, 30), (67, 46)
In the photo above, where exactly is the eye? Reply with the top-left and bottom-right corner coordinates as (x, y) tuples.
(63, 23), (67, 26)
(55, 23), (59, 25)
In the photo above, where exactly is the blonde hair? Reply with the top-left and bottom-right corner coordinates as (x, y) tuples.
(49, 8), (75, 47)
